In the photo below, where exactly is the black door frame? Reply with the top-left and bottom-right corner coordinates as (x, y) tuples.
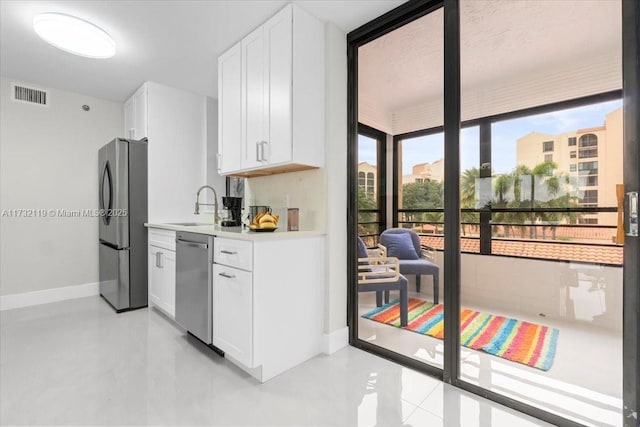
(357, 123), (388, 236)
(622, 1), (640, 424)
(346, 1), (640, 426)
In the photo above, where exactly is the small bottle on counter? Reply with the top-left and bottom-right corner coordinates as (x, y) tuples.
(287, 208), (299, 231)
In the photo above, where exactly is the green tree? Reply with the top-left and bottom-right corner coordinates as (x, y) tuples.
(492, 165), (532, 238)
(460, 167), (480, 236)
(493, 161), (577, 240)
(401, 180), (444, 227)
(357, 188), (377, 238)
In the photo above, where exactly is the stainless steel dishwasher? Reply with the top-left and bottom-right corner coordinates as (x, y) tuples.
(175, 231), (213, 344)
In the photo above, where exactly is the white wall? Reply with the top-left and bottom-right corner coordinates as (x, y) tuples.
(246, 169), (326, 232)
(0, 77), (123, 296)
(323, 22), (348, 334)
(426, 252), (623, 332)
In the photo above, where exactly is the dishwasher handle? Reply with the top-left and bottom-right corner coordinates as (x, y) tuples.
(176, 239), (209, 249)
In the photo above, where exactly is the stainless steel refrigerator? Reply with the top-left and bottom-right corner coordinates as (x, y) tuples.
(98, 138), (148, 312)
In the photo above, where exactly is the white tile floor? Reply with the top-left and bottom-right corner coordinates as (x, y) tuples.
(0, 296), (552, 426)
(358, 291), (623, 427)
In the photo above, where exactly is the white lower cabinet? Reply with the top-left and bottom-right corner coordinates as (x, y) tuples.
(148, 229), (176, 318)
(212, 264), (252, 366)
(212, 235), (325, 382)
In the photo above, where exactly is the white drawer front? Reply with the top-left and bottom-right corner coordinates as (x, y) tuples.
(149, 228), (176, 251)
(214, 237), (253, 271)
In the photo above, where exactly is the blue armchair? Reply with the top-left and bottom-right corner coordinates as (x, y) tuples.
(357, 237), (408, 326)
(380, 228), (440, 304)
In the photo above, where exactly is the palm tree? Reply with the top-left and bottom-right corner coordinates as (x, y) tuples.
(530, 161), (576, 239)
(494, 161), (576, 240)
(460, 167), (480, 236)
(492, 165), (532, 238)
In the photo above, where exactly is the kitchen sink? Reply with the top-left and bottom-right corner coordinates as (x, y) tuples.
(166, 222), (213, 226)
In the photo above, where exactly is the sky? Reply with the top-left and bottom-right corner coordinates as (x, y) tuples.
(358, 99), (623, 175)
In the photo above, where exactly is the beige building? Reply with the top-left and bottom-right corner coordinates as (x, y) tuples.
(516, 107), (623, 225)
(358, 162), (377, 199)
(402, 159), (444, 184)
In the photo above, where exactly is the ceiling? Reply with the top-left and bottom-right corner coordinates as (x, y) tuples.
(358, 0), (622, 133)
(0, 0), (404, 102)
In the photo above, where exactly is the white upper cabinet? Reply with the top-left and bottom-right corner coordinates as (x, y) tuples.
(217, 44), (243, 175)
(263, 5), (293, 166)
(217, 4), (324, 177)
(124, 84), (148, 140)
(124, 82), (207, 222)
(241, 25), (267, 170)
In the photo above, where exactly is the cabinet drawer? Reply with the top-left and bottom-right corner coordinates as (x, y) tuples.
(214, 237), (253, 271)
(149, 228), (176, 251)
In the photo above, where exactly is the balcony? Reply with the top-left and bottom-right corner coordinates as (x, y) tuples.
(357, 217), (623, 426)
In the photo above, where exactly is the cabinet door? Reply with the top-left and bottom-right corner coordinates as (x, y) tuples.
(263, 5), (292, 165)
(133, 85), (148, 139)
(124, 96), (135, 139)
(241, 26), (266, 170)
(212, 264), (253, 367)
(148, 245), (176, 318)
(218, 44), (243, 174)
(148, 246), (162, 308)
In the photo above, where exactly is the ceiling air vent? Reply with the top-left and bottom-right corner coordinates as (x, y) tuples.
(11, 84), (48, 106)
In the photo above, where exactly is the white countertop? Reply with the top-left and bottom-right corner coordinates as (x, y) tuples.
(145, 222), (325, 241)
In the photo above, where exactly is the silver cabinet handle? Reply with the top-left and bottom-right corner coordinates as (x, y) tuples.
(218, 272), (236, 279)
(261, 140), (268, 161)
(626, 191), (638, 237)
(220, 249), (237, 255)
(155, 251), (164, 268)
(256, 141), (261, 162)
(176, 239), (208, 249)
(217, 153), (222, 172)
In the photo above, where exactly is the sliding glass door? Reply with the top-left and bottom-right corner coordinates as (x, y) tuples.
(347, 0), (639, 426)
(354, 5), (446, 371)
(457, 2), (624, 425)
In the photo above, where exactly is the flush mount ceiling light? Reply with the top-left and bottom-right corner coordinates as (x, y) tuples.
(33, 13), (116, 59)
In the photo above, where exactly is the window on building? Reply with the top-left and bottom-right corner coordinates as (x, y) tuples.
(568, 136), (577, 146)
(579, 134), (598, 147)
(580, 189), (598, 205)
(578, 161), (598, 174)
(358, 171), (365, 189)
(542, 141), (554, 152)
(544, 154), (553, 163)
(579, 148), (598, 158)
(570, 151), (577, 158)
(366, 172), (375, 196)
(578, 217), (598, 225)
(583, 175), (598, 186)
(570, 164), (577, 172)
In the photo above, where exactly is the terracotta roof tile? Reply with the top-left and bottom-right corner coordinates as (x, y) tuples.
(419, 235), (622, 266)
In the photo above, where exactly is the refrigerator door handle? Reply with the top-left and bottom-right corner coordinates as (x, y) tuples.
(100, 161), (113, 226)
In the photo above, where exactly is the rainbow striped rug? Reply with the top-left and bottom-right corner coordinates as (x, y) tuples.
(362, 298), (559, 371)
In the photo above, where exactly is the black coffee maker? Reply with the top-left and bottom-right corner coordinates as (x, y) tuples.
(221, 197), (242, 227)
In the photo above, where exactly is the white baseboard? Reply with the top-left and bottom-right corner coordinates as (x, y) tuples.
(322, 326), (349, 355)
(0, 282), (100, 311)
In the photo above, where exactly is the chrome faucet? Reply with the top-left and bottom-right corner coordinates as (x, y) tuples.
(194, 185), (219, 224)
